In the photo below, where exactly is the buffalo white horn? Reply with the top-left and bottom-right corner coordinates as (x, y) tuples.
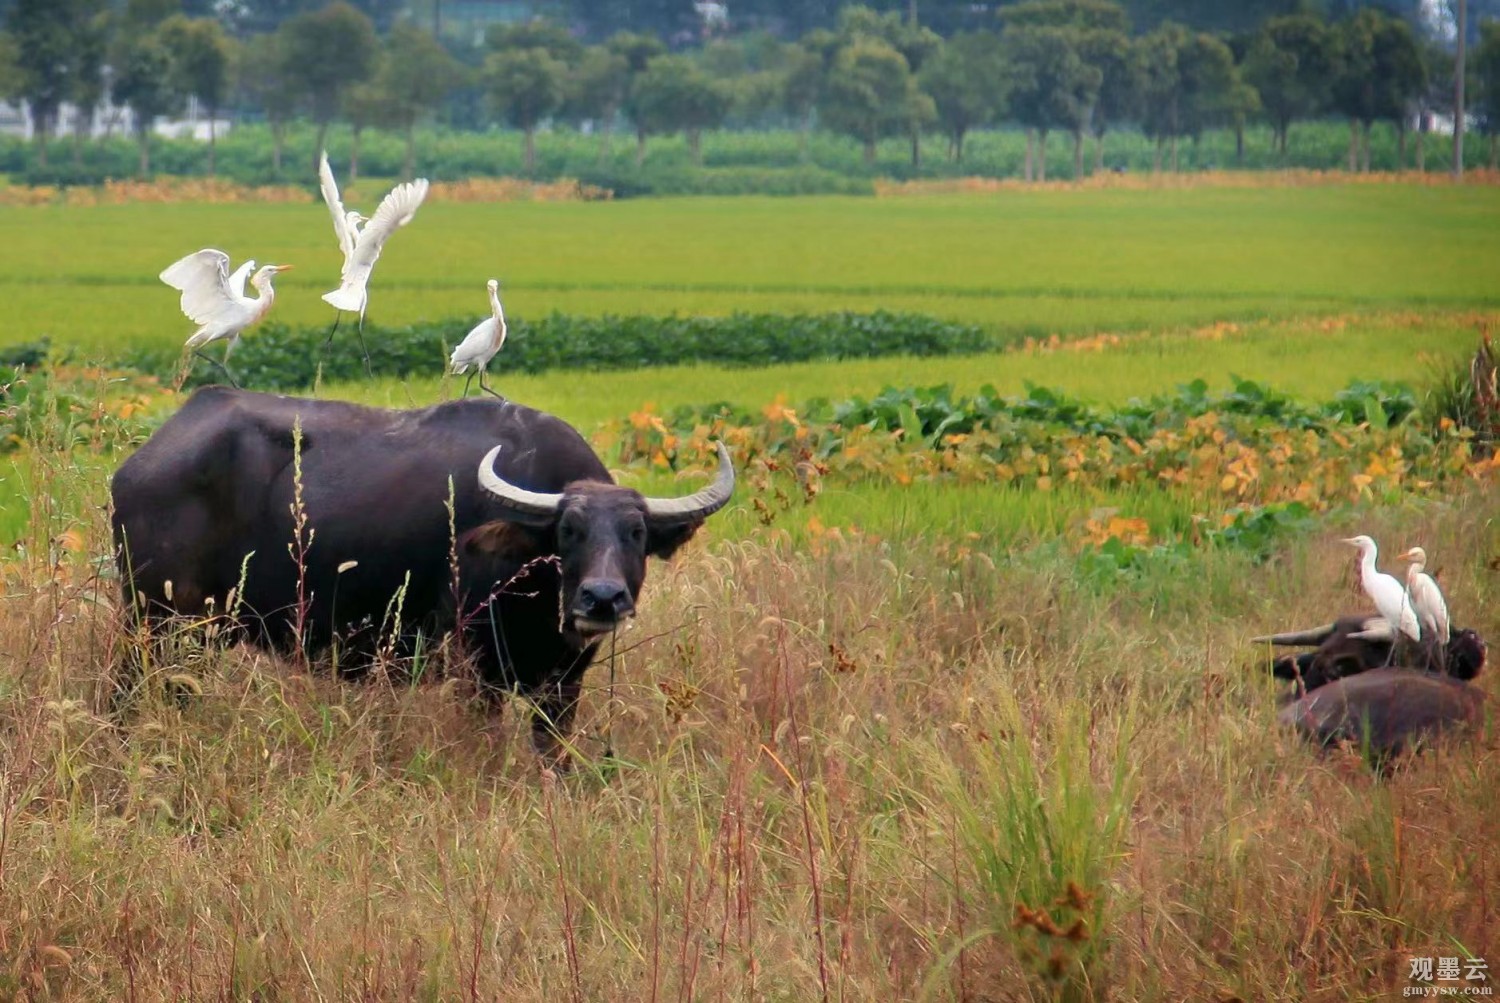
(477, 445), (564, 521)
(642, 441), (736, 526)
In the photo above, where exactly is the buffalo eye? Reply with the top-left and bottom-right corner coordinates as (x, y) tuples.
(559, 516), (586, 545)
(626, 523), (646, 546)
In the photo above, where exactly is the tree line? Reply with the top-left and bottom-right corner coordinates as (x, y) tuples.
(3, 0), (1500, 181)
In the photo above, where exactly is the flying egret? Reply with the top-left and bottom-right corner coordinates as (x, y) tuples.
(450, 279), (508, 399)
(159, 249), (292, 388)
(1399, 546), (1451, 649)
(317, 151), (429, 372)
(1341, 535), (1421, 644)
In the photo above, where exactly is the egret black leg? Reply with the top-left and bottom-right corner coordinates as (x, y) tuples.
(192, 349), (239, 389)
(323, 312), (342, 346)
(356, 310), (373, 378)
(480, 368), (503, 400)
(461, 371), (475, 397)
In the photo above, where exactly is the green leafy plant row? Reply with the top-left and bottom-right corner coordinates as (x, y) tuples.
(666, 377), (1420, 444)
(118, 311), (994, 390)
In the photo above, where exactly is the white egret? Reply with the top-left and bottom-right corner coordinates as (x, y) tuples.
(1399, 546), (1451, 645)
(1341, 535), (1421, 644)
(317, 151), (429, 371)
(159, 249), (292, 387)
(450, 279), (508, 399)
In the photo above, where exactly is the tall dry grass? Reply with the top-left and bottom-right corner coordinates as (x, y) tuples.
(0, 447), (1496, 1001)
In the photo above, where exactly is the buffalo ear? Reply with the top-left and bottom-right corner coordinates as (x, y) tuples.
(647, 520), (702, 561)
(461, 520), (549, 561)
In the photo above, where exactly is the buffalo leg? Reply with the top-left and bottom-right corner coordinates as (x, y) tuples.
(530, 674), (584, 770)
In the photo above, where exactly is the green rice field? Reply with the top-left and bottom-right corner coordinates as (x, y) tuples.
(4, 185), (1499, 355)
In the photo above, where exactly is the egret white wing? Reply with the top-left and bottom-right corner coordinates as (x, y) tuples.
(450, 318), (500, 373)
(318, 152), (356, 263)
(350, 178), (429, 268)
(227, 259), (255, 300)
(1411, 573), (1450, 640)
(160, 249), (243, 327)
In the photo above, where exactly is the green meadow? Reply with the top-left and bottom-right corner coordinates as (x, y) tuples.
(3, 184), (1500, 1000)
(4, 185), (1499, 355)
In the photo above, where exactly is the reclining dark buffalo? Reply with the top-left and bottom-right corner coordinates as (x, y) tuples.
(110, 387), (735, 763)
(1278, 668), (1487, 763)
(1254, 615), (1487, 693)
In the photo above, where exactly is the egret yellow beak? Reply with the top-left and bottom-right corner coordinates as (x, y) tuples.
(1397, 548), (1420, 562)
(275, 264), (295, 272)
(1339, 537), (1360, 546)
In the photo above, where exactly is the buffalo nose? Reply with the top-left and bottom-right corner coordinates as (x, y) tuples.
(579, 579), (632, 619)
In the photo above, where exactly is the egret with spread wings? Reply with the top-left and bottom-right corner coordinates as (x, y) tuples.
(318, 151), (429, 372)
(159, 249), (292, 387)
(450, 279), (508, 398)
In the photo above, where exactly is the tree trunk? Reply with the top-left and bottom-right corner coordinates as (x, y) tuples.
(72, 117), (85, 169)
(1072, 129), (1083, 179)
(1024, 130), (1034, 181)
(137, 130), (150, 176)
(1170, 134), (1179, 172)
(1037, 129), (1048, 181)
(1235, 121), (1244, 165)
(863, 136), (876, 165)
(1454, 0), (1466, 179)
(35, 118), (49, 168)
(1347, 119), (1359, 172)
(524, 126), (537, 173)
(910, 127), (920, 168)
(207, 106), (217, 176)
(1094, 131), (1104, 173)
(272, 120), (285, 176)
(1360, 120), (1371, 172)
(404, 125), (416, 180)
(597, 118), (614, 167)
(1153, 135), (1163, 173)
(1397, 124), (1407, 170)
(350, 126), (362, 181)
(635, 128), (647, 167)
(952, 129), (965, 163)
(689, 128), (702, 165)
(1416, 127), (1426, 173)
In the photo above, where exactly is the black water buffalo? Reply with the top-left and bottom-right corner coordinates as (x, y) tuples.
(110, 387), (735, 762)
(1254, 615), (1487, 693)
(1278, 668), (1487, 762)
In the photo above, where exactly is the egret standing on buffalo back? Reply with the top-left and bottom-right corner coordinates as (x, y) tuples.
(450, 278), (508, 398)
(1342, 534), (1421, 644)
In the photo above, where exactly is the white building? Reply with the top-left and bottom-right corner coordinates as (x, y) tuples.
(0, 94), (232, 142)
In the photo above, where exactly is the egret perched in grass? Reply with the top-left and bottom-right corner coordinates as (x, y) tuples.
(1399, 546), (1450, 644)
(1342, 535), (1421, 644)
(317, 151), (429, 371)
(450, 279), (507, 399)
(159, 249), (292, 387)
